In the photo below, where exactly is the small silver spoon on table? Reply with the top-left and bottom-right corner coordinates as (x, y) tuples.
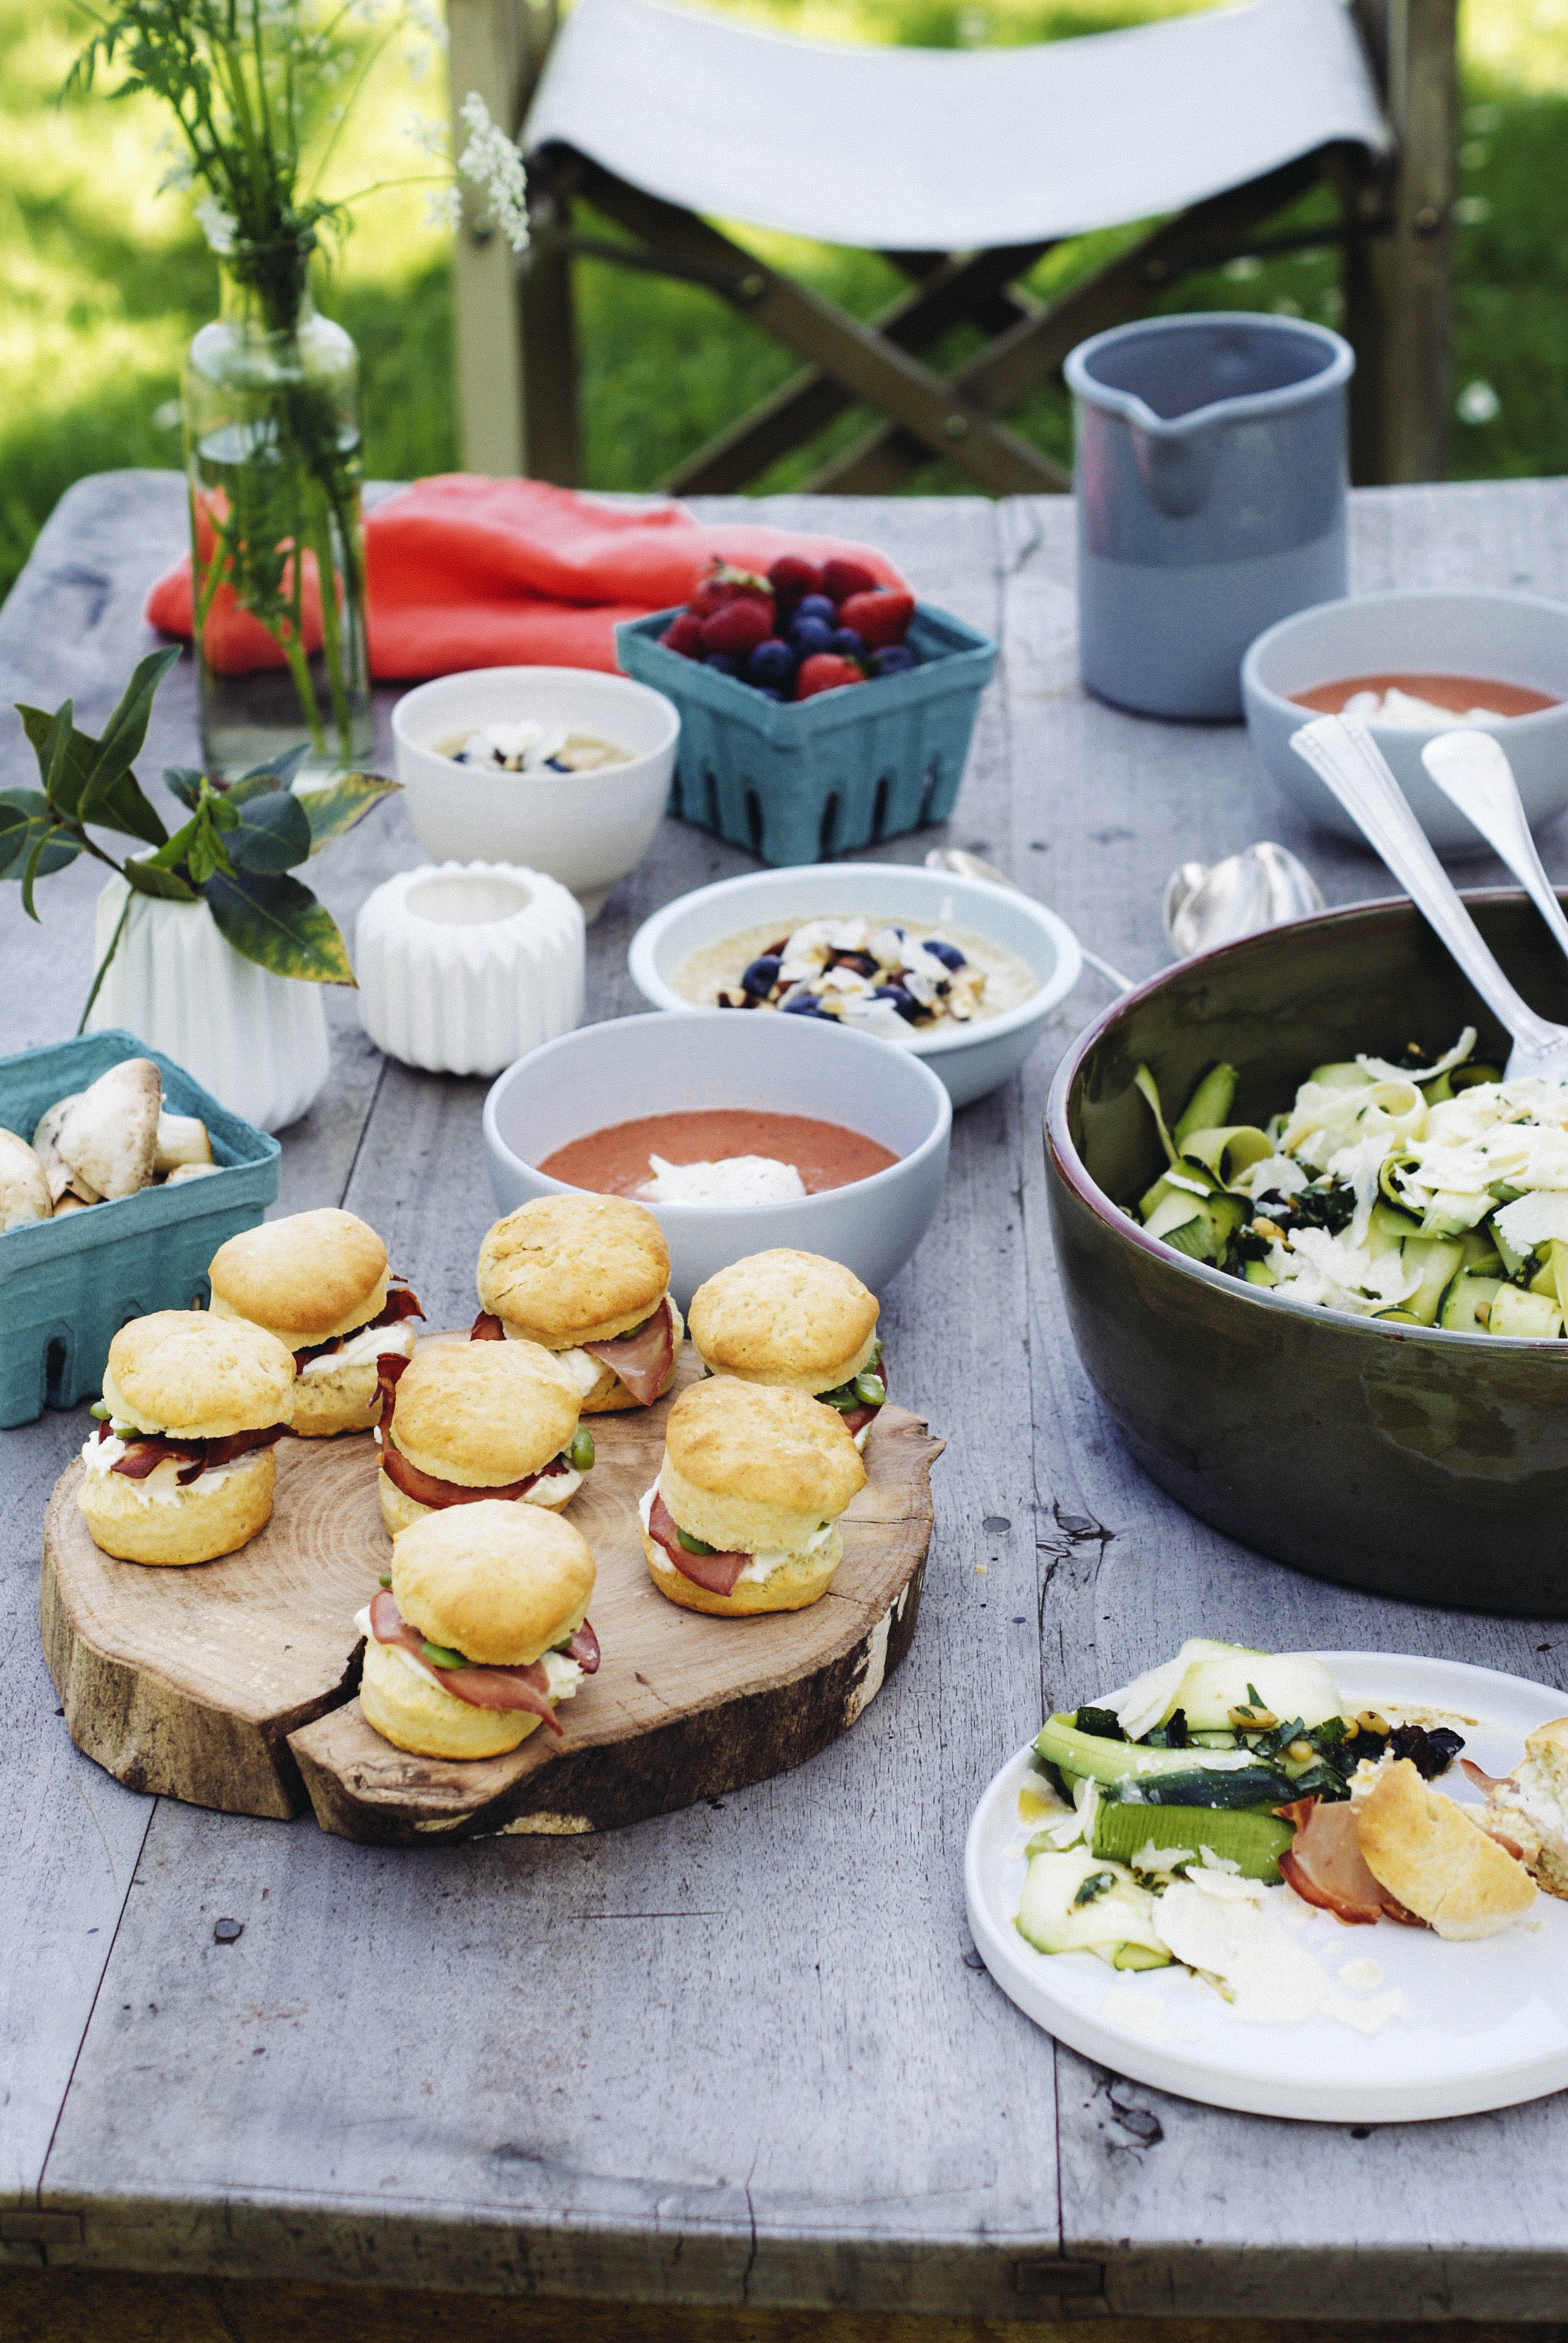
(1420, 729), (1568, 965)
(1291, 713), (1568, 1083)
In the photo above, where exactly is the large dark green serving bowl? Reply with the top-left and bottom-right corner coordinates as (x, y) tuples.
(1045, 891), (1568, 1617)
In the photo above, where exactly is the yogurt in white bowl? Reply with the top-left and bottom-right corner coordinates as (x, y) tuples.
(627, 863), (1082, 1108)
(392, 666), (679, 922)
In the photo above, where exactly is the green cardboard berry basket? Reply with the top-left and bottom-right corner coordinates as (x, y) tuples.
(616, 600), (998, 865)
(0, 1029), (279, 1428)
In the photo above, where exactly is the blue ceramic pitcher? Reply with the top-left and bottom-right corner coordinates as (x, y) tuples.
(1064, 313), (1353, 721)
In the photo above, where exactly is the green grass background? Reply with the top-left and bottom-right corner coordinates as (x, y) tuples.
(0, 0), (1560, 598)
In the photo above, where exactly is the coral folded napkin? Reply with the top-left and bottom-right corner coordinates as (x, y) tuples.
(146, 473), (909, 679)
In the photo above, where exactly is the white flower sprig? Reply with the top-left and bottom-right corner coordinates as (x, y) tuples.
(456, 91), (531, 254)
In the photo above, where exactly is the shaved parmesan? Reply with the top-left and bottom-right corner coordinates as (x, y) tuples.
(1356, 1028), (1478, 1085)
(1494, 1190), (1568, 1252)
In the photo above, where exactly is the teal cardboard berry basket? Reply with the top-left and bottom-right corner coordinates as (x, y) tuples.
(616, 600), (998, 865)
(0, 1029), (279, 1428)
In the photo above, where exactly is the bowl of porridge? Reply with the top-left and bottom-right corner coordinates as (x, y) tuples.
(391, 666), (680, 921)
(627, 863), (1082, 1107)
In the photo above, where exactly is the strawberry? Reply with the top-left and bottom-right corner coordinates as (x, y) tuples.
(688, 578), (737, 619)
(689, 560), (771, 620)
(837, 588), (914, 650)
(822, 557), (880, 607)
(768, 555), (823, 608)
(660, 612), (707, 659)
(702, 595), (776, 657)
(794, 653), (866, 701)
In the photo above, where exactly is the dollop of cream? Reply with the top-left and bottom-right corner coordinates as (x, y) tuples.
(636, 1154), (806, 1206)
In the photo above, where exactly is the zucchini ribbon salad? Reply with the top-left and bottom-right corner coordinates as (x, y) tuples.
(1133, 1031), (1568, 1336)
(1017, 1640), (1543, 2027)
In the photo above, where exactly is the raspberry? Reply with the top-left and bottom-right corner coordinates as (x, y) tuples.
(660, 612), (706, 658)
(838, 589), (914, 649)
(702, 597), (776, 657)
(822, 558), (879, 606)
(794, 653), (866, 701)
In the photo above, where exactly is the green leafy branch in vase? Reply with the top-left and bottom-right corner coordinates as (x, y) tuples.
(0, 646), (398, 1026)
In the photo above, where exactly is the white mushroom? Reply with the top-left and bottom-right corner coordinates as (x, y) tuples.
(163, 1162), (220, 1184)
(53, 1193), (90, 1215)
(155, 1112), (214, 1175)
(31, 1094), (96, 1204)
(0, 1128), (52, 1231)
(54, 1058), (162, 1201)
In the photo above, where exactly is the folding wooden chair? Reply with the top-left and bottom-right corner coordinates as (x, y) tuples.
(445, 0), (1455, 496)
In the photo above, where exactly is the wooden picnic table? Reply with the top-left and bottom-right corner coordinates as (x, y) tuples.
(4, 470), (1568, 2332)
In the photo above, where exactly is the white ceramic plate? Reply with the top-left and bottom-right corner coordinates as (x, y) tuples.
(965, 1652), (1568, 2123)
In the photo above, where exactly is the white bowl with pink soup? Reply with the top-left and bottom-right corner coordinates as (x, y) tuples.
(482, 1009), (952, 1307)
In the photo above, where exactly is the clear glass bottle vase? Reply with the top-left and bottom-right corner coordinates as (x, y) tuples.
(184, 235), (372, 781)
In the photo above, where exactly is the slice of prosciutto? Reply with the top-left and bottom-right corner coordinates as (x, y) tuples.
(366, 1588), (565, 1732)
(647, 1487), (749, 1596)
(470, 1311), (504, 1342)
(582, 1299), (675, 1406)
(566, 1620), (601, 1674)
(379, 1440), (570, 1511)
(1276, 1797), (1423, 1926)
(111, 1423), (284, 1484)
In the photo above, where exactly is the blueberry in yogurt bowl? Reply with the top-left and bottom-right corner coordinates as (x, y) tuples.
(436, 718), (631, 775)
(676, 914), (1039, 1046)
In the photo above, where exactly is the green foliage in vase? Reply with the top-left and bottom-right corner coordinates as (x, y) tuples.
(0, 645), (398, 1018)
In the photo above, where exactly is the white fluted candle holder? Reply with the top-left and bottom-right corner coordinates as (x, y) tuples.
(87, 877), (330, 1133)
(354, 861), (585, 1076)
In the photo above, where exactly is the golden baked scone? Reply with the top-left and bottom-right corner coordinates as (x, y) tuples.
(358, 1498), (598, 1758)
(1357, 1758), (1537, 1939)
(100, 1309), (296, 1440)
(1484, 1717), (1568, 1900)
(642, 1375), (866, 1617)
(391, 1501), (595, 1666)
(688, 1250), (879, 1393)
(77, 1309), (295, 1565)
(376, 1338), (589, 1533)
(207, 1209), (423, 1437)
(210, 1208), (388, 1347)
(478, 1194), (669, 1345)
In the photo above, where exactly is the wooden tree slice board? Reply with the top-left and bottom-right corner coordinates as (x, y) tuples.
(41, 1342), (942, 1844)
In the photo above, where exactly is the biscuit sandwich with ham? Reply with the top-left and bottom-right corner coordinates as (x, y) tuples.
(473, 1193), (683, 1412)
(640, 1374), (866, 1617)
(358, 1501), (599, 1758)
(207, 1208), (423, 1438)
(687, 1249), (886, 1447)
(79, 1309), (296, 1565)
(375, 1336), (595, 1536)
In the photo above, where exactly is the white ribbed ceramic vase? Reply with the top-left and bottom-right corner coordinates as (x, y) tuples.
(87, 876), (330, 1133)
(354, 862), (585, 1076)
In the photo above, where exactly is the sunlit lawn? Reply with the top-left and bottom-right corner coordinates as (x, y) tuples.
(0, 0), (1561, 597)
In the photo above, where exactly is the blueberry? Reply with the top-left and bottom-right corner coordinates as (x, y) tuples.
(871, 644), (916, 677)
(795, 594), (837, 626)
(705, 652), (743, 677)
(781, 991), (823, 1016)
(790, 615), (834, 657)
(748, 638), (796, 687)
(756, 686), (784, 700)
(924, 939), (967, 971)
(828, 629), (865, 659)
(874, 983), (922, 1023)
(742, 954), (782, 997)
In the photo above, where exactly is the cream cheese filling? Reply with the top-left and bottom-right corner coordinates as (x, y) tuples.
(299, 1319), (416, 1379)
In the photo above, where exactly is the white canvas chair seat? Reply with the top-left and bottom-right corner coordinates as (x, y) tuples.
(523, 0), (1388, 252)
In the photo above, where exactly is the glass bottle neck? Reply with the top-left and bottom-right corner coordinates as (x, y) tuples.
(218, 241), (317, 338)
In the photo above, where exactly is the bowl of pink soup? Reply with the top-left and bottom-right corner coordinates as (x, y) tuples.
(482, 1009), (951, 1306)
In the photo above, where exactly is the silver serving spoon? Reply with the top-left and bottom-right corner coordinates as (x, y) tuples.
(1291, 713), (1568, 1082)
(1163, 841), (1324, 958)
(923, 847), (1132, 991)
(1420, 729), (1568, 965)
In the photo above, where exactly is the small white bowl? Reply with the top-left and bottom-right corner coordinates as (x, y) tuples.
(391, 666), (681, 922)
(482, 1009), (952, 1308)
(626, 863), (1082, 1109)
(1242, 591), (1568, 853)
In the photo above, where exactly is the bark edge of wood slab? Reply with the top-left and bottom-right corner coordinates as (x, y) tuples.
(39, 1384), (942, 1843)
